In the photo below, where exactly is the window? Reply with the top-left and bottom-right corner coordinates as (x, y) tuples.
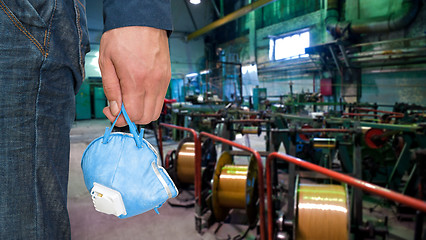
(269, 30), (310, 61)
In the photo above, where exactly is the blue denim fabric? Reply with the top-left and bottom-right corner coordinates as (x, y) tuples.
(103, 0), (172, 33)
(0, 0), (89, 239)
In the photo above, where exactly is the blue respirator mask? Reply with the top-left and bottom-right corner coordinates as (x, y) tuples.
(81, 104), (178, 218)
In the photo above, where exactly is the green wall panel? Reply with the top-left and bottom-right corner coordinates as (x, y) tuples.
(361, 71), (426, 106)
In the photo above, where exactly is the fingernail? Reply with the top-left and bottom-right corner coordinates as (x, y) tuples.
(109, 101), (119, 116)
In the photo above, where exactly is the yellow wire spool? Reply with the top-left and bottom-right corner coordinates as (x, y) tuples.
(313, 138), (337, 149)
(296, 184), (349, 240)
(212, 151), (258, 225)
(176, 141), (195, 184)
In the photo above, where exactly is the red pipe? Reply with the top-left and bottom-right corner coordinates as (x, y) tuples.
(159, 123), (202, 205)
(354, 107), (404, 116)
(231, 119), (269, 123)
(266, 152), (426, 240)
(200, 132), (266, 240)
(190, 113), (222, 117)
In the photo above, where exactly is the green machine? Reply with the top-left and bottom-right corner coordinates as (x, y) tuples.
(93, 87), (107, 119)
(75, 81), (91, 120)
(253, 87), (267, 110)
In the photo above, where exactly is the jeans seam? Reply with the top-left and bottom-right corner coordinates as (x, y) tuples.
(0, 0), (46, 57)
(76, 0), (86, 12)
(74, 0), (85, 79)
(35, 61), (41, 240)
(43, 29), (48, 48)
(44, 0), (57, 57)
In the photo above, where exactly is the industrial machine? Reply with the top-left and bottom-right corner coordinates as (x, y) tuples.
(157, 95), (426, 239)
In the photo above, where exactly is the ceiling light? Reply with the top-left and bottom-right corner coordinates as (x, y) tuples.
(190, 0), (201, 4)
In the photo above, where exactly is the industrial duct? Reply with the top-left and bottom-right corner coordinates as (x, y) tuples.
(326, 0), (420, 38)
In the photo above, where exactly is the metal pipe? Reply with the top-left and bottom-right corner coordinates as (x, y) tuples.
(354, 58), (426, 68)
(209, 0), (222, 18)
(200, 132), (266, 240)
(296, 128), (351, 133)
(354, 107), (404, 116)
(326, 0), (420, 38)
(266, 152), (426, 240)
(216, 119), (270, 124)
(159, 123), (202, 205)
(351, 0), (420, 34)
(188, 113), (223, 118)
(349, 35), (426, 48)
(231, 119), (270, 124)
(343, 113), (403, 118)
(351, 54), (426, 63)
(328, 45), (344, 99)
(187, 0), (277, 41)
(347, 47), (426, 59)
(261, 128), (352, 133)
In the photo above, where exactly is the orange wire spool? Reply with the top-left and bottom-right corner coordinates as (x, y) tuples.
(212, 152), (258, 225)
(176, 141), (196, 184)
(364, 128), (388, 149)
(295, 184), (349, 240)
(299, 125), (313, 142)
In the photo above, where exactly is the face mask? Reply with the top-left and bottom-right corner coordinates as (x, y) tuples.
(81, 104), (178, 218)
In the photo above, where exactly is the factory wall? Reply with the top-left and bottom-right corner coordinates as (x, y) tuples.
(169, 0), (212, 79)
(214, 0), (426, 106)
(170, 37), (205, 78)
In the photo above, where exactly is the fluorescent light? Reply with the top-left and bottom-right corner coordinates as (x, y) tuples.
(190, 0), (201, 4)
(185, 73), (198, 78)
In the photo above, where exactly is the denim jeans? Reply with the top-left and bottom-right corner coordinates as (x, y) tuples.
(0, 0), (89, 239)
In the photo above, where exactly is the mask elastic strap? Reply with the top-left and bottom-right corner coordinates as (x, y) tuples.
(102, 104), (143, 148)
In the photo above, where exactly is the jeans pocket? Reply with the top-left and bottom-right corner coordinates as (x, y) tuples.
(73, 0), (90, 88)
(1, 0), (55, 28)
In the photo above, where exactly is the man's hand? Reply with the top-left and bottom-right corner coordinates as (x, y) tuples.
(99, 26), (171, 126)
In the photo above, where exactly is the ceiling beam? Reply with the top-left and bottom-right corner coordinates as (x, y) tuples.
(186, 0), (277, 41)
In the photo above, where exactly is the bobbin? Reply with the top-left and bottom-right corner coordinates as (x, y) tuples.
(176, 138), (196, 184)
(294, 182), (349, 240)
(212, 151), (258, 226)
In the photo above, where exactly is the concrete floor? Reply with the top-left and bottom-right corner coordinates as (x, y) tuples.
(68, 119), (423, 240)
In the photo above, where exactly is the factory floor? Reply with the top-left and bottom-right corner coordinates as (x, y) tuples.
(68, 119), (423, 240)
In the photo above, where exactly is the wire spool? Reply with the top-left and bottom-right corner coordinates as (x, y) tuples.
(176, 139), (196, 184)
(364, 128), (388, 149)
(295, 183), (349, 240)
(212, 151), (258, 226)
(298, 124), (313, 142)
(312, 138), (336, 149)
(241, 126), (261, 136)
